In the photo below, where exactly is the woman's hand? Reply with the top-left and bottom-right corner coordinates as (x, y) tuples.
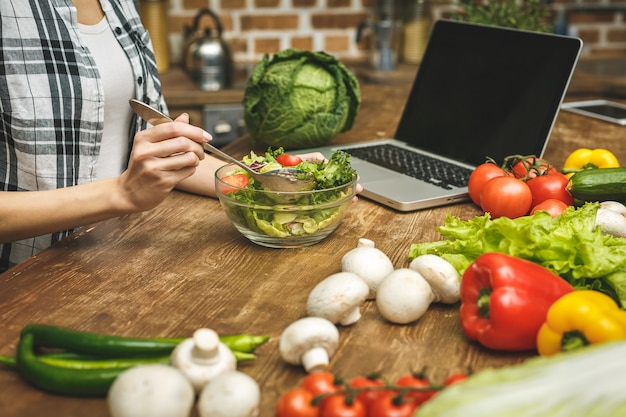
(115, 113), (212, 212)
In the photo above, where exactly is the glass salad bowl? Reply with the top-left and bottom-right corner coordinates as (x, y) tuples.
(215, 163), (357, 248)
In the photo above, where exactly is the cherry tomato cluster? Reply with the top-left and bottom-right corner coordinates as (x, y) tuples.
(275, 370), (468, 417)
(468, 155), (574, 219)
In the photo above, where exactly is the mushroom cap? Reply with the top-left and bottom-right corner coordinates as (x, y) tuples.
(108, 364), (195, 417)
(376, 268), (434, 324)
(341, 239), (394, 299)
(409, 254), (461, 304)
(279, 317), (339, 372)
(306, 272), (369, 326)
(595, 207), (626, 237)
(171, 328), (237, 393)
(197, 370), (261, 417)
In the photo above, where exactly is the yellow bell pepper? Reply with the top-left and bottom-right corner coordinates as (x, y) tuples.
(537, 290), (626, 356)
(562, 148), (620, 178)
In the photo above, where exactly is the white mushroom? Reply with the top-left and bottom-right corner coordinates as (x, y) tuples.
(279, 317), (339, 373)
(108, 364), (195, 417)
(197, 370), (261, 417)
(376, 268), (434, 324)
(341, 238), (395, 299)
(170, 328), (237, 393)
(600, 200), (626, 215)
(594, 207), (626, 237)
(409, 254), (461, 304)
(306, 272), (369, 326)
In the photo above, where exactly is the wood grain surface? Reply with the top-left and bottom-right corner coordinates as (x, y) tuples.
(0, 80), (625, 416)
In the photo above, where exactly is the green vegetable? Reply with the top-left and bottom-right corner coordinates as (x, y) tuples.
(408, 203), (626, 307)
(17, 332), (125, 396)
(243, 48), (361, 149)
(19, 323), (268, 357)
(414, 341), (626, 416)
(2, 324), (269, 397)
(306, 149), (357, 190)
(567, 167), (626, 202)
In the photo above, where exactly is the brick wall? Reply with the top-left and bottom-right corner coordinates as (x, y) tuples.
(560, 3), (626, 57)
(159, 0), (626, 67)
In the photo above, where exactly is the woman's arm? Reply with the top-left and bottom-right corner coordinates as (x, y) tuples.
(0, 115), (210, 243)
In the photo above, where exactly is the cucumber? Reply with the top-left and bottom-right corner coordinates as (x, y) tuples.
(567, 167), (626, 202)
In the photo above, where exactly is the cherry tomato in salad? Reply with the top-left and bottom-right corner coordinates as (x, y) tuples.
(530, 198), (569, 218)
(302, 371), (339, 397)
(526, 172), (574, 208)
(277, 153), (304, 166)
(467, 163), (507, 206)
(275, 387), (320, 417)
(443, 373), (468, 386)
(511, 156), (556, 179)
(368, 392), (416, 417)
(219, 173), (250, 194)
(480, 176), (532, 219)
(348, 375), (388, 408)
(320, 393), (366, 417)
(394, 373), (436, 406)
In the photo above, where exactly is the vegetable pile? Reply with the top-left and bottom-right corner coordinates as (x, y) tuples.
(243, 49), (361, 150)
(275, 369), (468, 417)
(468, 155), (573, 219)
(0, 324), (268, 397)
(408, 203), (626, 308)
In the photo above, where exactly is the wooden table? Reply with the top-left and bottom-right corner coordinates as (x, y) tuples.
(1, 82), (625, 416)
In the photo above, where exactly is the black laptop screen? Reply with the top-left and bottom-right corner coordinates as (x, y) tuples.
(394, 20), (582, 166)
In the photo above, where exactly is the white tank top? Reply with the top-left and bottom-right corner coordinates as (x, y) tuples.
(78, 17), (135, 180)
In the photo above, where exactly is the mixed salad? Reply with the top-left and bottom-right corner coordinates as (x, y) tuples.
(218, 148), (357, 238)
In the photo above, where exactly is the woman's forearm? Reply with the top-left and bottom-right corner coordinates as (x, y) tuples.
(0, 178), (129, 243)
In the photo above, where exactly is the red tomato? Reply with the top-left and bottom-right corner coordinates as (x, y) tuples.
(276, 388), (320, 417)
(368, 392), (416, 417)
(480, 176), (532, 218)
(219, 173), (250, 194)
(277, 153), (303, 166)
(320, 393), (366, 417)
(467, 163), (507, 206)
(302, 371), (338, 397)
(526, 172), (574, 208)
(443, 373), (468, 386)
(511, 157), (556, 179)
(394, 374), (436, 406)
(348, 375), (388, 408)
(530, 198), (569, 217)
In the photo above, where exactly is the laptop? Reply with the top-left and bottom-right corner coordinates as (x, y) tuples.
(301, 20), (583, 211)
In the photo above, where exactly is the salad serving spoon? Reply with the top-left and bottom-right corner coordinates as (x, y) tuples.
(129, 99), (316, 192)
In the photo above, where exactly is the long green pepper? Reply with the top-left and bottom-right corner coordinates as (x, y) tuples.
(4, 324), (269, 397)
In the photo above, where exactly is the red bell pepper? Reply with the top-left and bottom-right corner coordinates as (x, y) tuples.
(459, 252), (574, 351)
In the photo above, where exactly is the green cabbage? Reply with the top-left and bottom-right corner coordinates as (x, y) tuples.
(243, 49), (361, 150)
(414, 341), (626, 417)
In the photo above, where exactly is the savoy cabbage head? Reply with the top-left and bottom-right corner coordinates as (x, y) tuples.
(243, 49), (361, 150)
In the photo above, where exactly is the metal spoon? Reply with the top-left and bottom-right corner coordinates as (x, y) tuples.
(129, 99), (316, 192)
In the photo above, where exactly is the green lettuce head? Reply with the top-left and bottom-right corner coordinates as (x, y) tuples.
(243, 49), (361, 150)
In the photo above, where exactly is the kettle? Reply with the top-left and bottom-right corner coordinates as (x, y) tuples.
(183, 9), (233, 91)
(356, 14), (400, 71)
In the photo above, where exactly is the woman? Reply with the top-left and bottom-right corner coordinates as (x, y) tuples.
(0, 1), (336, 272)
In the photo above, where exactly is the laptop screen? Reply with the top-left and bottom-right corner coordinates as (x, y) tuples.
(395, 20), (582, 166)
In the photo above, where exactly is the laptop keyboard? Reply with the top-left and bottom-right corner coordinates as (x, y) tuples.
(345, 144), (473, 190)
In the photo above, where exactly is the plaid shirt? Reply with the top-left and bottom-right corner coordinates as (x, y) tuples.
(0, 0), (166, 272)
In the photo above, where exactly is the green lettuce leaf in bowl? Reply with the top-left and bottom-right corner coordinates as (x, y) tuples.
(243, 49), (361, 150)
